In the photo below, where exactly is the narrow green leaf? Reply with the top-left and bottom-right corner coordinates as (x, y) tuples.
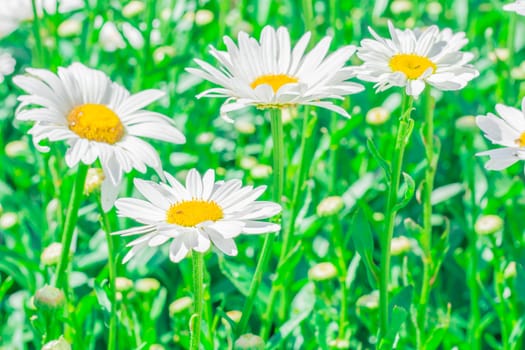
(351, 209), (379, 287)
(393, 172), (415, 212)
(367, 138), (391, 181)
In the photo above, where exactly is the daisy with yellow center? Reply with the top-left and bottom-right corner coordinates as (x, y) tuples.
(14, 63), (186, 211)
(357, 21), (478, 97)
(186, 25), (364, 121)
(112, 169), (282, 263)
(477, 97), (525, 171)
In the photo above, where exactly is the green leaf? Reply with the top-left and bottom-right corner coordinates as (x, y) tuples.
(351, 209), (379, 287)
(367, 138), (391, 181)
(378, 306), (408, 350)
(393, 172), (415, 212)
(218, 257), (269, 305)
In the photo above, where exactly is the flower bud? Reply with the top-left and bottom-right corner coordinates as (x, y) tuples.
(84, 168), (104, 195)
(308, 262), (338, 281)
(366, 107), (390, 125)
(390, 0), (412, 14)
(390, 236), (411, 256)
(240, 156), (257, 170)
(135, 278), (161, 294)
(148, 345), (165, 350)
(235, 120), (256, 135)
(0, 212), (18, 229)
(356, 290), (379, 310)
(115, 277), (133, 293)
(250, 165), (272, 179)
(226, 310), (242, 323)
(58, 18), (82, 37)
(234, 334), (265, 350)
(475, 215), (503, 235)
(455, 115), (478, 133)
(488, 48), (510, 62)
(196, 132), (214, 145)
(42, 336), (71, 350)
(169, 296), (193, 316)
(316, 196), (344, 217)
(122, 1), (145, 18)
(34, 286), (65, 311)
(41, 243), (62, 266)
(153, 46), (176, 64)
(195, 10), (214, 26)
(328, 339), (351, 349)
(5, 140), (28, 158)
(504, 261), (517, 279)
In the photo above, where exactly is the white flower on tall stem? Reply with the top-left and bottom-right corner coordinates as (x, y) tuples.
(504, 1), (525, 15)
(13, 63), (185, 211)
(476, 97), (525, 171)
(0, 52), (16, 83)
(112, 169), (282, 263)
(186, 25), (364, 120)
(356, 21), (479, 97)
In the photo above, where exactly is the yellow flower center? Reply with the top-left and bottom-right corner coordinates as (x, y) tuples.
(250, 74), (299, 93)
(515, 132), (525, 147)
(166, 200), (224, 227)
(67, 104), (124, 144)
(389, 54), (437, 79)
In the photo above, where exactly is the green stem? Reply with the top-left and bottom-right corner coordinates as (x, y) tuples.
(54, 164), (88, 289)
(507, 13), (516, 105)
(379, 94), (414, 340)
(96, 199), (117, 350)
(333, 217), (348, 340)
(416, 88), (436, 348)
(237, 108), (284, 336)
(464, 132), (481, 350)
(302, 0), (315, 35)
(30, 0), (45, 66)
(190, 252), (205, 350)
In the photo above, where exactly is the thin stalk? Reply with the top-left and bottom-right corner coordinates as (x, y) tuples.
(464, 132), (481, 350)
(333, 217), (348, 340)
(54, 164), (89, 289)
(190, 252), (205, 350)
(237, 108), (284, 336)
(96, 198), (117, 350)
(261, 107), (313, 338)
(506, 13), (516, 105)
(379, 94), (414, 340)
(492, 245), (511, 350)
(302, 0), (315, 35)
(30, 0), (45, 66)
(416, 88), (436, 348)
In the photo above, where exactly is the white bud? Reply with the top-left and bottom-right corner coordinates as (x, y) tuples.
(122, 1), (145, 18)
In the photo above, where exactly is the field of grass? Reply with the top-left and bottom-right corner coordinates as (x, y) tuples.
(1, 0), (525, 349)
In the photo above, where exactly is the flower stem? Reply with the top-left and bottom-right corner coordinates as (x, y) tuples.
(54, 163), (88, 289)
(507, 13), (516, 105)
(416, 88), (436, 348)
(237, 108), (284, 336)
(190, 252), (205, 350)
(30, 0), (45, 66)
(379, 94), (414, 340)
(96, 198), (118, 350)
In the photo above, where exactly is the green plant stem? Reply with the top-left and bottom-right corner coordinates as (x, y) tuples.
(492, 245), (510, 350)
(96, 199), (117, 350)
(333, 217), (348, 340)
(507, 13), (516, 105)
(54, 164), (88, 289)
(190, 252), (205, 350)
(464, 133), (481, 350)
(261, 107), (313, 338)
(379, 94), (414, 340)
(30, 0), (45, 66)
(302, 0), (315, 35)
(237, 109), (284, 336)
(416, 88), (436, 348)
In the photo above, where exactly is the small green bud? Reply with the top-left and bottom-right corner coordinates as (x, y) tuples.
(234, 333), (265, 350)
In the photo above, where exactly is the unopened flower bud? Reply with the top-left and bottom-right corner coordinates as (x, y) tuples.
(390, 0), (412, 14)
(308, 262), (338, 281)
(115, 277), (133, 293)
(235, 120), (256, 135)
(153, 46), (176, 64)
(356, 291), (379, 310)
(35, 285), (65, 311)
(250, 165), (272, 179)
(316, 196), (344, 217)
(425, 1), (443, 15)
(455, 115), (478, 133)
(58, 19), (82, 37)
(169, 296), (193, 316)
(84, 168), (104, 195)
(390, 236), (411, 256)
(148, 345), (165, 350)
(234, 333), (265, 350)
(226, 310), (242, 323)
(504, 261), (517, 279)
(488, 48), (510, 62)
(0, 212), (18, 229)
(135, 278), (161, 294)
(366, 107), (390, 125)
(5, 140), (28, 158)
(240, 156), (257, 170)
(475, 215), (503, 235)
(328, 339), (351, 349)
(41, 243), (62, 266)
(196, 132), (214, 145)
(122, 1), (145, 18)
(195, 10), (214, 26)
(42, 336), (71, 350)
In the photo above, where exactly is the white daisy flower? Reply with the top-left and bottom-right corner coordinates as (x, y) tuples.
(357, 21), (479, 97)
(504, 1), (525, 15)
(0, 52), (16, 83)
(112, 169), (282, 263)
(476, 97), (525, 171)
(0, 0), (83, 38)
(186, 25), (364, 121)
(13, 63), (186, 211)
